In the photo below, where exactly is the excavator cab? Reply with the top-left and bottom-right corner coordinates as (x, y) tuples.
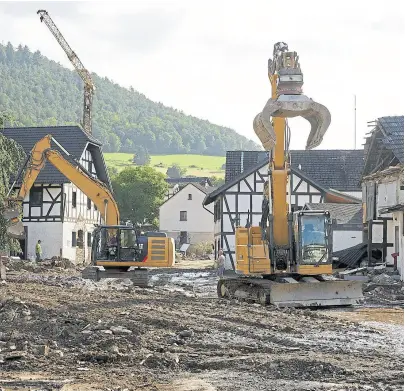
(92, 226), (143, 263)
(83, 226), (175, 286)
(293, 211), (333, 275)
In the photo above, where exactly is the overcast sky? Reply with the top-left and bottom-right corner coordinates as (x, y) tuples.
(0, 0), (403, 150)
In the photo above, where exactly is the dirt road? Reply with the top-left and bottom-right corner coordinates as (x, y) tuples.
(0, 265), (403, 391)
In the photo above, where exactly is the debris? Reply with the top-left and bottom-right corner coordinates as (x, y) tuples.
(371, 273), (398, 285)
(110, 326), (132, 335)
(179, 329), (194, 338)
(0, 265), (402, 390)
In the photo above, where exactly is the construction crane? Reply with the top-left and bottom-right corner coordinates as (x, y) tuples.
(37, 10), (94, 135)
(216, 42), (363, 307)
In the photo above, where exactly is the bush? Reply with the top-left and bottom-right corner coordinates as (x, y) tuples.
(187, 241), (213, 258)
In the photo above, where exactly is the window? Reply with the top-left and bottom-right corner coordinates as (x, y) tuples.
(87, 197), (91, 210)
(30, 187), (42, 206)
(180, 211), (187, 221)
(72, 191), (77, 208)
(188, 194), (192, 200)
(72, 231), (77, 247)
(87, 232), (92, 247)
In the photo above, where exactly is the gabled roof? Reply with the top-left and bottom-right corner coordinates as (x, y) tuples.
(161, 182), (215, 208)
(204, 154), (362, 206)
(304, 203), (363, 225)
(378, 116), (404, 164)
(1, 126), (111, 188)
(363, 116), (404, 176)
(225, 150), (364, 192)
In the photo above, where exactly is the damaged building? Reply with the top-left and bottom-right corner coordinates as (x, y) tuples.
(362, 116), (404, 280)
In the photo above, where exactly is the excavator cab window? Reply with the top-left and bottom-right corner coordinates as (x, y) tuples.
(120, 228), (141, 261)
(299, 214), (329, 265)
(95, 228), (119, 261)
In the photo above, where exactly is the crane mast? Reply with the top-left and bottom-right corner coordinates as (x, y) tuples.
(37, 10), (94, 135)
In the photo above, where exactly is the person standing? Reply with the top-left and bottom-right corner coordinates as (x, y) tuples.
(217, 249), (225, 279)
(35, 240), (42, 262)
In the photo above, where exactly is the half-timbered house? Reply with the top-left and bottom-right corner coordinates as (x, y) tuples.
(361, 116), (404, 279)
(204, 150), (363, 270)
(3, 126), (111, 264)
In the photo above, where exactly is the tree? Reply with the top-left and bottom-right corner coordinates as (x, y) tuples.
(107, 166), (118, 179)
(0, 113), (26, 251)
(132, 146), (151, 166)
(166, 163), (186, 178)
(112, 166), (168, 226)
(0, 42), (261, 156)
(209, 176), (225, 187)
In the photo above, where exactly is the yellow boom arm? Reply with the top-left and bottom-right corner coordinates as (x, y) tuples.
(16, 135), (119, 226)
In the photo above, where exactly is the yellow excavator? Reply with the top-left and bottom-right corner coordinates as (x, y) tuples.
(217, 42), (364, 307)
(5, 135), (174, 286)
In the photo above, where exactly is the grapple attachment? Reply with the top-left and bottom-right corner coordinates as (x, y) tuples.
(254, 43), (331, 151)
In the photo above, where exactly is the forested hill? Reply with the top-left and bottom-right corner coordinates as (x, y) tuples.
(0, 43), (260, 155)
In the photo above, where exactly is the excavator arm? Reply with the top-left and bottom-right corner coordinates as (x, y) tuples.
(6, 135), (119, 238)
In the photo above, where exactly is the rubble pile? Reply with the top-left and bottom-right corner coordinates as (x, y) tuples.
(3, 255), (76, 274)
(0, 267), (403, 391)
(337, 265), (404, 306)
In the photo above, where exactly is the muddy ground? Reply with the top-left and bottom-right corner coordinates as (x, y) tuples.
(0, 260), (403, 391)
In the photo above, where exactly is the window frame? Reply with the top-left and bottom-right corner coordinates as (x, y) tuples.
(72, 231), (77, 247)
(72, 191), (77, 208)
(180, 211), (187, 221)
(30, 187), (43, 206)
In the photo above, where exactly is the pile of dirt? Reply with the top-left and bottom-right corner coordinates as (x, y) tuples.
(4, 256), (76, 274)
(0, 269), (403, 391)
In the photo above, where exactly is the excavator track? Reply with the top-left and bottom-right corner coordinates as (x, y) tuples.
(82, 266), (149, 288)
(217, 276), (364, 308)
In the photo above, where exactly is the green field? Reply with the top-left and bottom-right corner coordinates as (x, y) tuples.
(103, 153), (225, 178)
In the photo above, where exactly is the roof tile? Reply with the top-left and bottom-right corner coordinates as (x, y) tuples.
(225, 150), (364, 192)
(1, 126), (103, 185)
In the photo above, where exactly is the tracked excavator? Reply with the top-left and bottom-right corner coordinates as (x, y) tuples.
(217, 42), (364, 307)
(5, 135), (174, 286)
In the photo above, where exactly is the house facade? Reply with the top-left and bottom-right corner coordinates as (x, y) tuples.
(3, 126), (111, 264)
(164, 177), (212, 201)
(159, 183), (214, 247)
(361, 116), (404, 279)
(203, 150), (363, 270)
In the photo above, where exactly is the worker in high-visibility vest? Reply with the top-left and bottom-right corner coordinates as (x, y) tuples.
(35, 240), (42, 262)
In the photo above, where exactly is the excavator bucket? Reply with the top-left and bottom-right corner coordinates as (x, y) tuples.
(254, 45), (331, 151)
(4, 208), (25, 240)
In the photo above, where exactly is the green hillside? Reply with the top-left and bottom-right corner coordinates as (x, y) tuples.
(104, 153), (225, 177)
(0, 42), (260, 156)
